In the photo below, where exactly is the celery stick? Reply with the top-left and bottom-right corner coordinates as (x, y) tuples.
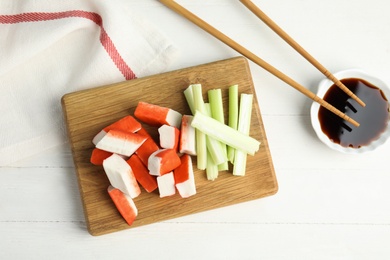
(195, 120), (207, 170)
(227, 85), (239, 163)
(208, 89), (224, 122)
(192, 84), (206, 113)
(208, 89), (229, 171)
(228, 85), (239, 129)
(233, 150), (247, 176)
(191, 111), (260, 156)
(204, 103), (227, 166)
(233, 94), (254, 176)
(184, 85), (196, 115)
(206, 150), (218, 181)
(192, 84), (207, 170)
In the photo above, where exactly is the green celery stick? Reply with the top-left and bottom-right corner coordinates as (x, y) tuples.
(233, 94), (254, 176)
(206, 149), (219, 181)
(191, 111), (260, 156)
(192, 84), (207, 170)
(227, 85), (238, 163)
(208, 89), (229, 171)
(204, 103), (227, 166)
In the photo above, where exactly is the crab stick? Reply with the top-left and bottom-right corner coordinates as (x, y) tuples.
(174, 154), (196, 198)
(90, 148), (112, 166)
(107, 185), (138, 226)
(157, 172), (176, 198)
(103, 154), (141, 198)
(135, 127), (160, 166)
(92, 115), (141, 145)
(179, 115), (196, 156)
(148, 149), (181, 176)
(158, 125), (180, 151)
(96, 129), (147, 157)
(105, 115), (141, 132)
(134, 101), (182, 129)
(127, 154), (158, 193)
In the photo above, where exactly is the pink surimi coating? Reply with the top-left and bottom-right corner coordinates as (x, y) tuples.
(107, 185), (138, 226)
(103, 115), (141, 133)
(157, 172), (176, 198)
(134, 102), (182, 128)
(134, 127), (160, 166)
(127, 154), (158, 193)
(158, 125), (180, 151)
(148, 149), (181, 176)
(92, 115), (141, 145)
(103, 154), (141, 198)
(96, 130), (147, 157)
(90, 148), (113, 165)
(179, 115), (196, 155)
(174, 154), (196, 198)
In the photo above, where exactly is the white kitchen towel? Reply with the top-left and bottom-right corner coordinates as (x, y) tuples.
(0, 1), (179, 165)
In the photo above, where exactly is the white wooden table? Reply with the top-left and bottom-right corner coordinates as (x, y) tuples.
(2, 0), (390, 259)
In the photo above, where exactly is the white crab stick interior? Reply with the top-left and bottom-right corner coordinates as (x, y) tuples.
(103, 154), (141, 198)
(174, 154), (196, 198)
(92, 130), (107, 145)
(157, 172), (176, 198)
(179, 115), (196, 155)
(96, 130), (146, 157)
(148, 149), (163, 176)
(166, 109), (182, 129)
(158, 124), (178, 149)
(176, 170), (196, 198)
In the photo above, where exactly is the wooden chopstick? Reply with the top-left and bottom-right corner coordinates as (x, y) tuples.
(239, 0), (365, 107)
(159, 0), (360, 127)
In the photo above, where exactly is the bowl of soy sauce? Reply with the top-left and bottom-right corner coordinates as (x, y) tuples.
(311, 69), (390, 153)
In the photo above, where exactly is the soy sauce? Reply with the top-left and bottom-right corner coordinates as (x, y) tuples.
(318, 78), (389, 148)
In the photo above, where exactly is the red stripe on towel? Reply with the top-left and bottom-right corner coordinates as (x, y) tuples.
(0, 11), (137, 80)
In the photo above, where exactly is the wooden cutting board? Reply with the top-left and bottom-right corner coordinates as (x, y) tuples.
(61, 56), (278, 236)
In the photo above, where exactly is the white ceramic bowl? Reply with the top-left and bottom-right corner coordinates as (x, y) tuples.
(310, 69), (390, 154)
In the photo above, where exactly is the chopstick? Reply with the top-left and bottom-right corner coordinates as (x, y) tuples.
(159, 0), (360, 127)
(239, 0), (365, 108)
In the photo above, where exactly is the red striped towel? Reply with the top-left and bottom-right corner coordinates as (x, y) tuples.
(0, 1), (178, 165)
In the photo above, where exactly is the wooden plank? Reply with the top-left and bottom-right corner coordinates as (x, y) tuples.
(61, 56), (278, 235)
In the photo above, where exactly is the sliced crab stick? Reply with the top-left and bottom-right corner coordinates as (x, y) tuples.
(104, 115), (142, 132)
(92, 115), (141, 145)
(107, 185), (138, 226)
(157, 172), (176, 198)
(103, 154), (141, 198)
(96, 129), (147, 157)
(135, 127), (160, 166)
(148, 149), (181, 176)
(90, 148), (112, 166)
(127, 154), (158, 193)
(158, 125), (180, 151)
(179, 115), (196, 156)
(90, 148), (127, 166)
(92, 130), (107, 146)
(174, 154), (196, 198)
(134, 101), (182, 129)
